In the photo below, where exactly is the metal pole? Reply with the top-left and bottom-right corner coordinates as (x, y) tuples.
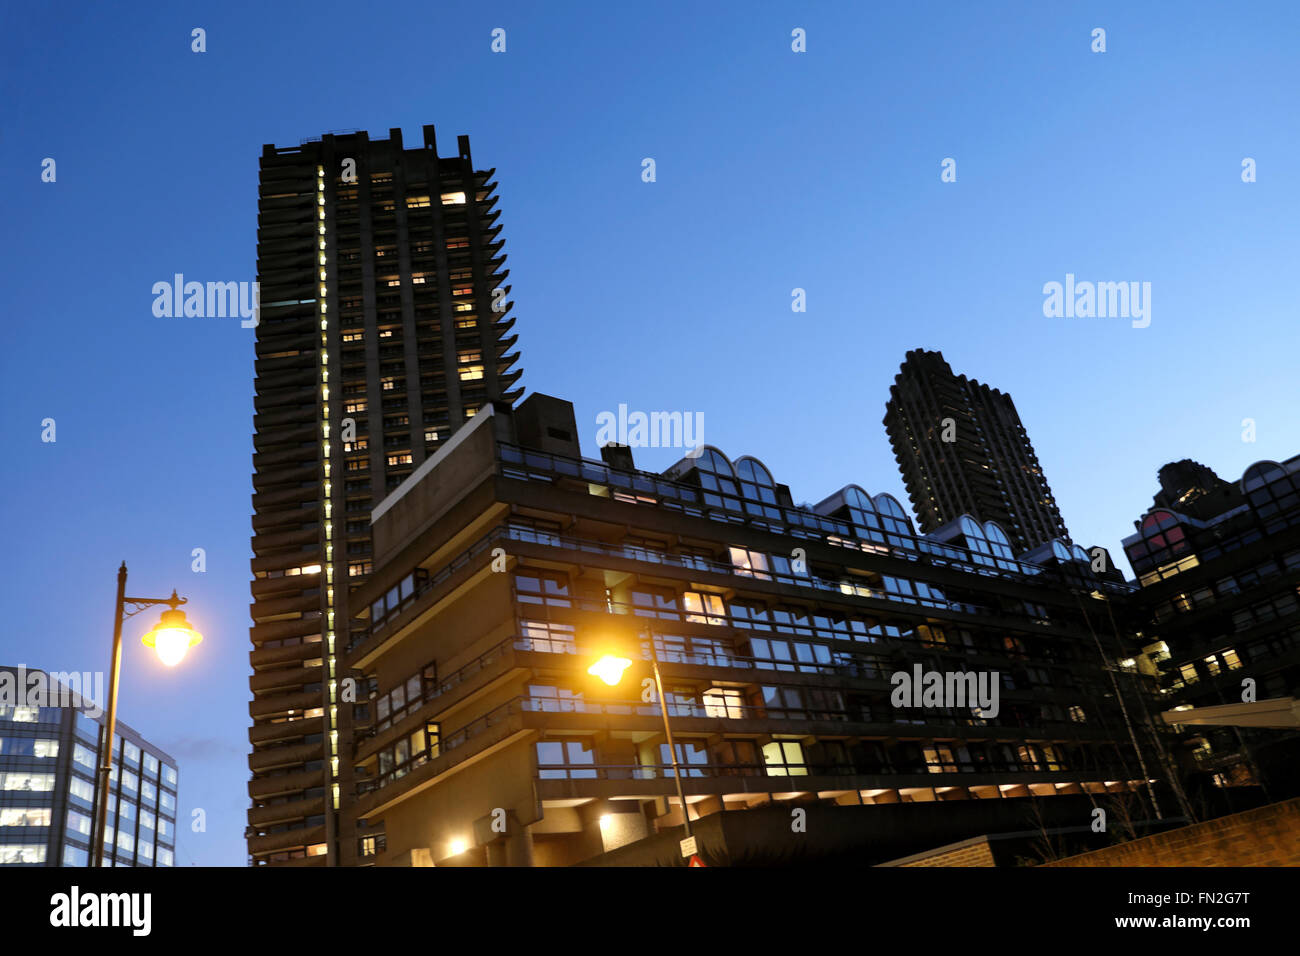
(93, 562), (127, 867)
(647, 634), (691, 838)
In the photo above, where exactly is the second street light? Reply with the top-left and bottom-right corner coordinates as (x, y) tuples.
(93, 561), (203, 867)
(588, 628), (694, 841)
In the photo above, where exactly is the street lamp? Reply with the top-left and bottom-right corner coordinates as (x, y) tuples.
(92, 561), (202, 867)
(588, 631), (693, 839)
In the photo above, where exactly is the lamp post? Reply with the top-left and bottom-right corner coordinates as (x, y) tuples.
(589, 630), (692, 839)
(93, 561), (203, 867)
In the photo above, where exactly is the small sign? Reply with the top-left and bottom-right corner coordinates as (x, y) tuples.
(680, 836), (697, 858)
(688, 854), (706, 867)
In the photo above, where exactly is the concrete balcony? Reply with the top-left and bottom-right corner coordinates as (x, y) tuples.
(249, 664), (323, 695)
(249, 718), (317, 746)
(249, 740), (323, 773)
(249, 689), (320, 720)
(249, 767), (325, 800)
(248, 824), (326, 857)
(248, 794), (325, 828)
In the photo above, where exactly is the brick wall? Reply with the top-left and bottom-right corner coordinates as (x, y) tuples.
(902, 840), (996, 867)
(879, 836), (997, 867)
(1047, 797), (1300, 867)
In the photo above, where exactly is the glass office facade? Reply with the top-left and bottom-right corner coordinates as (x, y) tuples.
(0, 668), (178, 867)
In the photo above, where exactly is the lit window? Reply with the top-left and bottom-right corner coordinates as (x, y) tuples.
(440, 192), (467, 205)
(0, 772), (55, 791)
(923, 746), (958, 773)
(762, 740), (807, 777)
(0, 808), (51, 827)
(703, 688), (744, 718)
(683, 591), (726, 625)
(729, 547), (770, 579)
(0, 845), (46, 864)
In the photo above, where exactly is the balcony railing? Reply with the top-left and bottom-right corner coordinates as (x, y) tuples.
(357, 695), (517, 796)
(349, 521), (1020, 655)
(499, 442), (1136, 596)
(350, 501), (1136, 654)
(532, 760), (1102, 782)
(354, 689), (1119, 799)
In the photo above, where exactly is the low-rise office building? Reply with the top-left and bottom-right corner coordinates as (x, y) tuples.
(0, 666), (179, 866)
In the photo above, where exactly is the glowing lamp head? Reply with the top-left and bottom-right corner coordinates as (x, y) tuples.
(142, 608), (203, 667)
(588, 654), (633, 686)
(449, 839), (468, 856)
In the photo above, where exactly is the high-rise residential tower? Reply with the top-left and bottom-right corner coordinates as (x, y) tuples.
(883, 349), (1068, 555)
(248, 126), (522, 866)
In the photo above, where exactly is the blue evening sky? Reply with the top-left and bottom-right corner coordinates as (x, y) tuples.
(2, 2), (1297, 865)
